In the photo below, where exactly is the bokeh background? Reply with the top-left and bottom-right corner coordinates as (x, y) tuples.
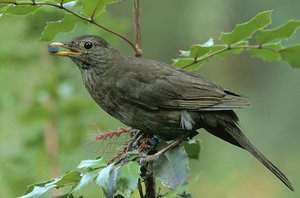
(0, 0), (300, 197)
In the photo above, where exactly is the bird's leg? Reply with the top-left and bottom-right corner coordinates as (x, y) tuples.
(108, 129), (146, 164)
(126, 129), (143, 151)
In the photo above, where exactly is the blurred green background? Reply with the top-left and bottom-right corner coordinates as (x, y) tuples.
(0, 0), (300, 197)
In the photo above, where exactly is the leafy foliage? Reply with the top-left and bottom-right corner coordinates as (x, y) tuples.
(20, 157), (141, 198)
(39, 13), (78, 41)
(0, 0), (119, 41)
(173, 10), (300, 70)
(220, 10), (272, 45)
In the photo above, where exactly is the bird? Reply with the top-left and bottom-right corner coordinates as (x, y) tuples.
(49, 35), (294, 191)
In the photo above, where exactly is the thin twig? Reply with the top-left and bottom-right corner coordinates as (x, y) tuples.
(0, 1), (139, 56)
(140, 140), (182, 163)
(181, 44), (278, 69)
(133, 0), (142, 57)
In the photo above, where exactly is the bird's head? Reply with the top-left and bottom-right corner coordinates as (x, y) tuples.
(49, 35), (111, 70)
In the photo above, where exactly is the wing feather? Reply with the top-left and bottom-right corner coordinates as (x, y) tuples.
(116, 57), (249, 111)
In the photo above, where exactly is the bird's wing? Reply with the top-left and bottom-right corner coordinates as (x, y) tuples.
(116, 58), (249, 111)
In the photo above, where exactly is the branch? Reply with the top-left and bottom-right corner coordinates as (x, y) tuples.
(138, 178), (144, 198)
(133, 0), (142, 57)
(144, 162), (155, 198)
(140, 140), (182, 163)
(181, 44), (278, 69)
(0, 1), (140, 56)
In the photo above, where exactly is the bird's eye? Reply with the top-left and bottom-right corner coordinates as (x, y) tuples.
(84, 42), (93, 49)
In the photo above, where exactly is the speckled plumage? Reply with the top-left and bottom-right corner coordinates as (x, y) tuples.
(51, 35), (293, 191)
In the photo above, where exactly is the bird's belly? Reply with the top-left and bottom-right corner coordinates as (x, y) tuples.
(85, 84), (199, 138)
(111, 104), (200, 138)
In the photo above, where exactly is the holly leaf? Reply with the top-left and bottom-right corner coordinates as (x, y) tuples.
(183, 139), (201, 160)
(172, 58), (206, 71)
(115, 162), (141, 198)
(77, 157), (106, 170)
(51, 0), (75, 3)
(20, 182), (57, 198)
(39, 13), (78, 41)
(249, 43), (282, 62)
(96, 163), (116, 197)
(173, 58), (195, 67)
(21, 171), (81, 198)
(72, 170), (99, 192)
(179, 50), (191, 57)
(23, 180), (53, 194)
(4, 5), (40, 15)
(216, 41), (248, 58)
(256, 20), (300, 44)
(153, 146), (189, 189)
(220, 10), (272, 44)
(189, 38), (214, 58)
(51, 193), (76, 198)
(280, 45), (300, 68)
(55, 171), (81, 188)
(82, 0), (117, 18)
(163, 176), (199, 198)
(0, 4), (8, 12)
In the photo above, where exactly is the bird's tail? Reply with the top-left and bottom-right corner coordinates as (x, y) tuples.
(202, 111), (294, 191)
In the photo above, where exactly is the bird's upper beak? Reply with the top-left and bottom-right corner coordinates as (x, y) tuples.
(48, 42), (81, 57)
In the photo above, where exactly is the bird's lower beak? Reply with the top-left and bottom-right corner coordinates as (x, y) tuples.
(48, 42), (81, 57)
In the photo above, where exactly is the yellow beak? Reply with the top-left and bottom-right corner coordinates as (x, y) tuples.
(48, 42), (81, 56)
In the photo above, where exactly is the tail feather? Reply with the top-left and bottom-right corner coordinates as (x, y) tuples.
(228, 124), (294, 191)
(201, 111), (294, 191)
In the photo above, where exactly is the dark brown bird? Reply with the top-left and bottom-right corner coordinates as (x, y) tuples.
(49, 35), (293, 191)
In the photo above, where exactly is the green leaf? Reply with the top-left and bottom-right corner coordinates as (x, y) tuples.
(23, 180), (53, 194)
(172, 58), (206, 71)
(39, 13), (78, 41)
(82, 0), (117, 18)
(21, 171), (81, 197)
(173, 58), (195, 67)
(16, 0), (32, 3)
(4, 5), (40, 15)
(96, 163), (116, 197)
(190, 38), (214, 58)
(115, 162), (141, 198)
(256, 20), (300, 44)
(52, 193), (76, 198)
(217, 41), (249, 58)
(0, 0), (15, 8)
(153, 146), (189, 189)
(249, 45), (281, 62)
(280, 45), (300, 68)
(184, 61), (206, 71)
(163, 176), (199, 198)
(179, 50), (191, 57)
(183, 139), (201, 160)
(55, 171), (81, 188)
(220, 10), (272, 44)
(72, 170), (99, 192)
(52, 0), (75, 3)
(20, 183), (57, 198)
(77, 157), (106, 170)
(209, 44), (227, 53)
(0, 4), (7, 12)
